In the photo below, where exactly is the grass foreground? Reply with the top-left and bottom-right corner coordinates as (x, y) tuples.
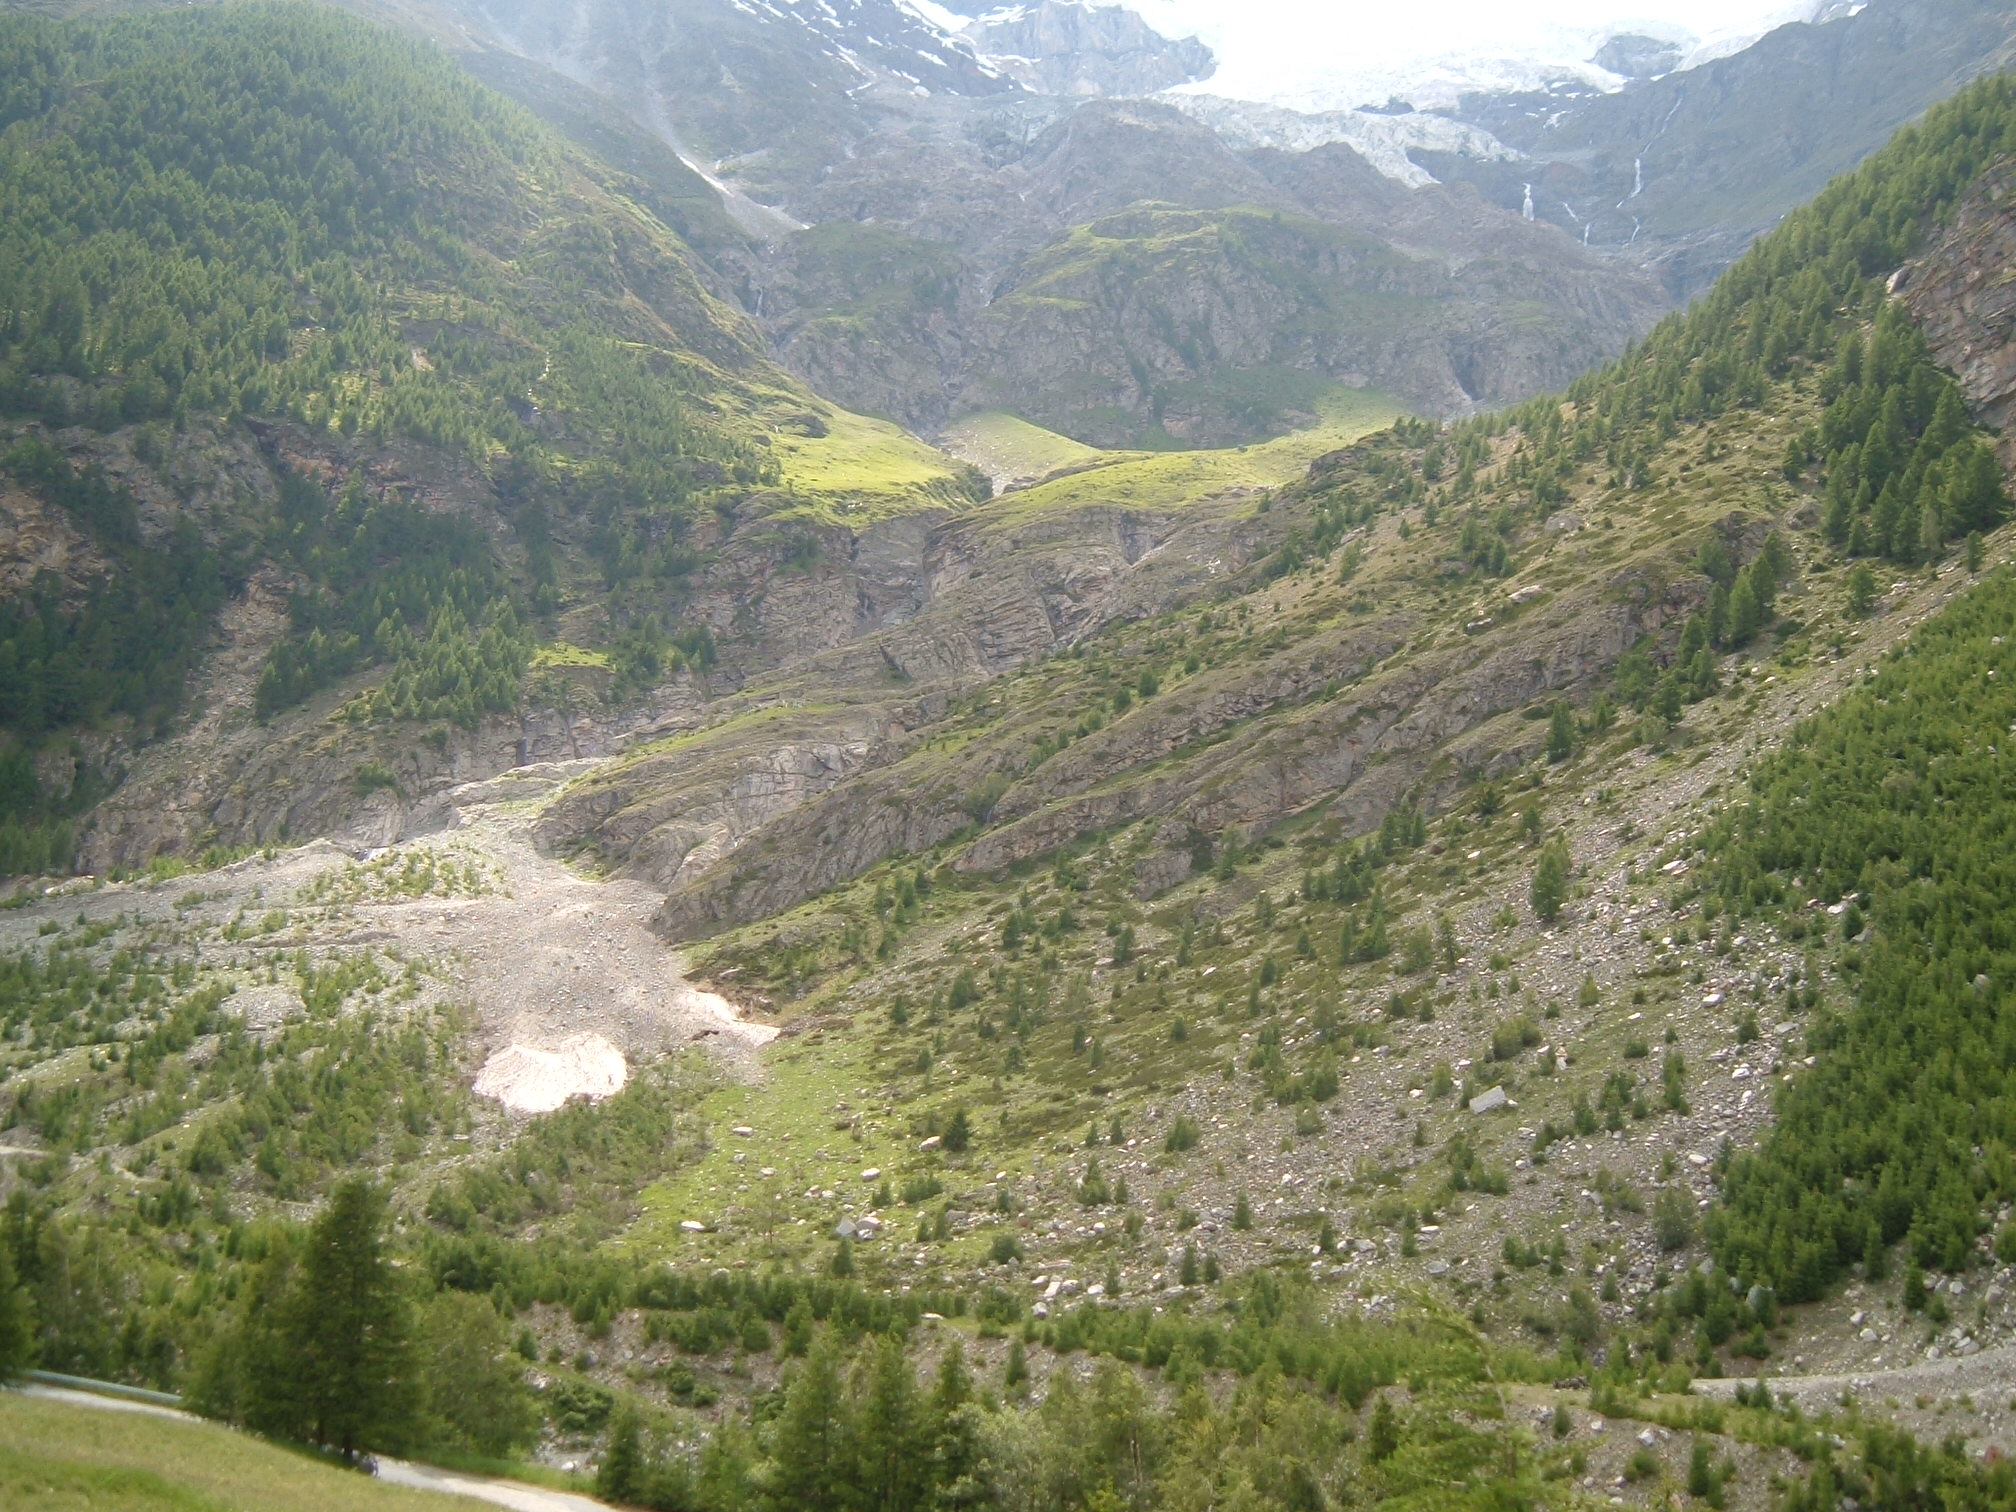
(0, 1394), (497, 1512)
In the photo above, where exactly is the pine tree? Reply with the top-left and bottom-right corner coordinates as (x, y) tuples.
(853, 1334), (928, 1512)
(1918, 496), (1945, 564)
(782, 1299), (814, 1357)
(1728, 570), (1764, 647)
(1367, 1397), (1401, 1463)
(0, 1239), (33, 1380)
(264, 1180), (415, 1460)
(1846, 563), (1879, 616)
(1531, 839), (1569, 925)
(941, 1107), (972, 1153)
(1545, 701), (1576, 763)
(597, 1402), (649, 1505)
(1688, 1440), (1715, 1498)
(769, 1337), (849, 1512)
(932, 1404), (992, 1509)
(1002, 1337), (1029, 1396)
(415, 1291), (537, 1457)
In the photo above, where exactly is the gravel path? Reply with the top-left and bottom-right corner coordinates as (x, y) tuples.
(373, 1458), (614, 1512)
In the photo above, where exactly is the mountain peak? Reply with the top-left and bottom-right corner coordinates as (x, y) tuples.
(950, 0), (1216, 97)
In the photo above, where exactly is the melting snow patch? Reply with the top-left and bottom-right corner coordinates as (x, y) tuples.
(474, 1033), (627, 1113)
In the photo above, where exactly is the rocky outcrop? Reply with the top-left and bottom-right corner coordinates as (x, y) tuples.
(1903, 162), (2016, 460)
(540, 484), (1281, 936)
(965, 199), (1666, 438)
(1591, 34), (1682, 80)
(627, 474), (1724, 941)
(744, 96), (1669, 438)
(959, 1), (1214, 98)
(945, 564), (1697, 880)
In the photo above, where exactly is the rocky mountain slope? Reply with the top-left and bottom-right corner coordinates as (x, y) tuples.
(1432, 0), (2016, 294)
(8, 8), (2016, 1508)
(719, 92), (1669, 440)
(951, 0), (1215, 98)
(0, 1), (987, 870)
(308, 0), (2016, 450)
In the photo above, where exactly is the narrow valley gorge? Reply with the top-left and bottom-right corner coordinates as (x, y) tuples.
(7, 3), (2016, 1511)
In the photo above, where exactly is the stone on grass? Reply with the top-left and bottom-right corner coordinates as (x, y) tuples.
(1468, 1085), (1511, 1114)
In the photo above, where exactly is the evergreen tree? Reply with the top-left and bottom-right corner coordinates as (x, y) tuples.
(1531, 840), (1569, 924)
(1917, 497), (1945, 564)
(1367, 1397), (1401, 1463)
(188, 1243), (297, 1429)
(597, 1402), (649, 1505)
(769, 1336), (848, 1512)
(928, 1339), (992, 1510)
(415, 1291), (537, 1457)
(1002, 1337), (1029, 1396)
(782, 1299), (814, 1357)
(1846, 563), (1879, 616)
(0, 1240), (33, 1380)
(1688, 1440), (1715, 1498)
(1728, 570), (1764, 647)
(940, 1107), (972, 1154)
(261, 1180), (415, 1460)
(852, 1333), (929, 1512)
(1545, 701), (1576, 763)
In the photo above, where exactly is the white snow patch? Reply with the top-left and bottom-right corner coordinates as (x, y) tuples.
(1127, 0), (1851, 113)
(895, 0), (971, 34)
(474, 1034), (629, 1114)
(1163, 94), (1519, 186)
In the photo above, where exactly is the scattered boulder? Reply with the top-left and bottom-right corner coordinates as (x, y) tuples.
(1468, 1085), (1511, 1114)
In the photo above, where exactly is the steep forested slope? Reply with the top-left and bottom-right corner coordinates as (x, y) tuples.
(1702, 568), (2016, 1300)
(0, 4), (773, 465)
(0, 1), (977, 869)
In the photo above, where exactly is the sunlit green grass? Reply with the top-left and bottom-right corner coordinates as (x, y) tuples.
(977, 386), (1404, 527)
(0, 1395), (492, 1512)
(768, 403), (979, 521)
(938, 411), (1117, 488)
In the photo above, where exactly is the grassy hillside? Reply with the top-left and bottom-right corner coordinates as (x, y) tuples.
(937, 411), (1113, 491)
(585, 72), (2016, 1371)
(0, 1394), (495, 1511)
